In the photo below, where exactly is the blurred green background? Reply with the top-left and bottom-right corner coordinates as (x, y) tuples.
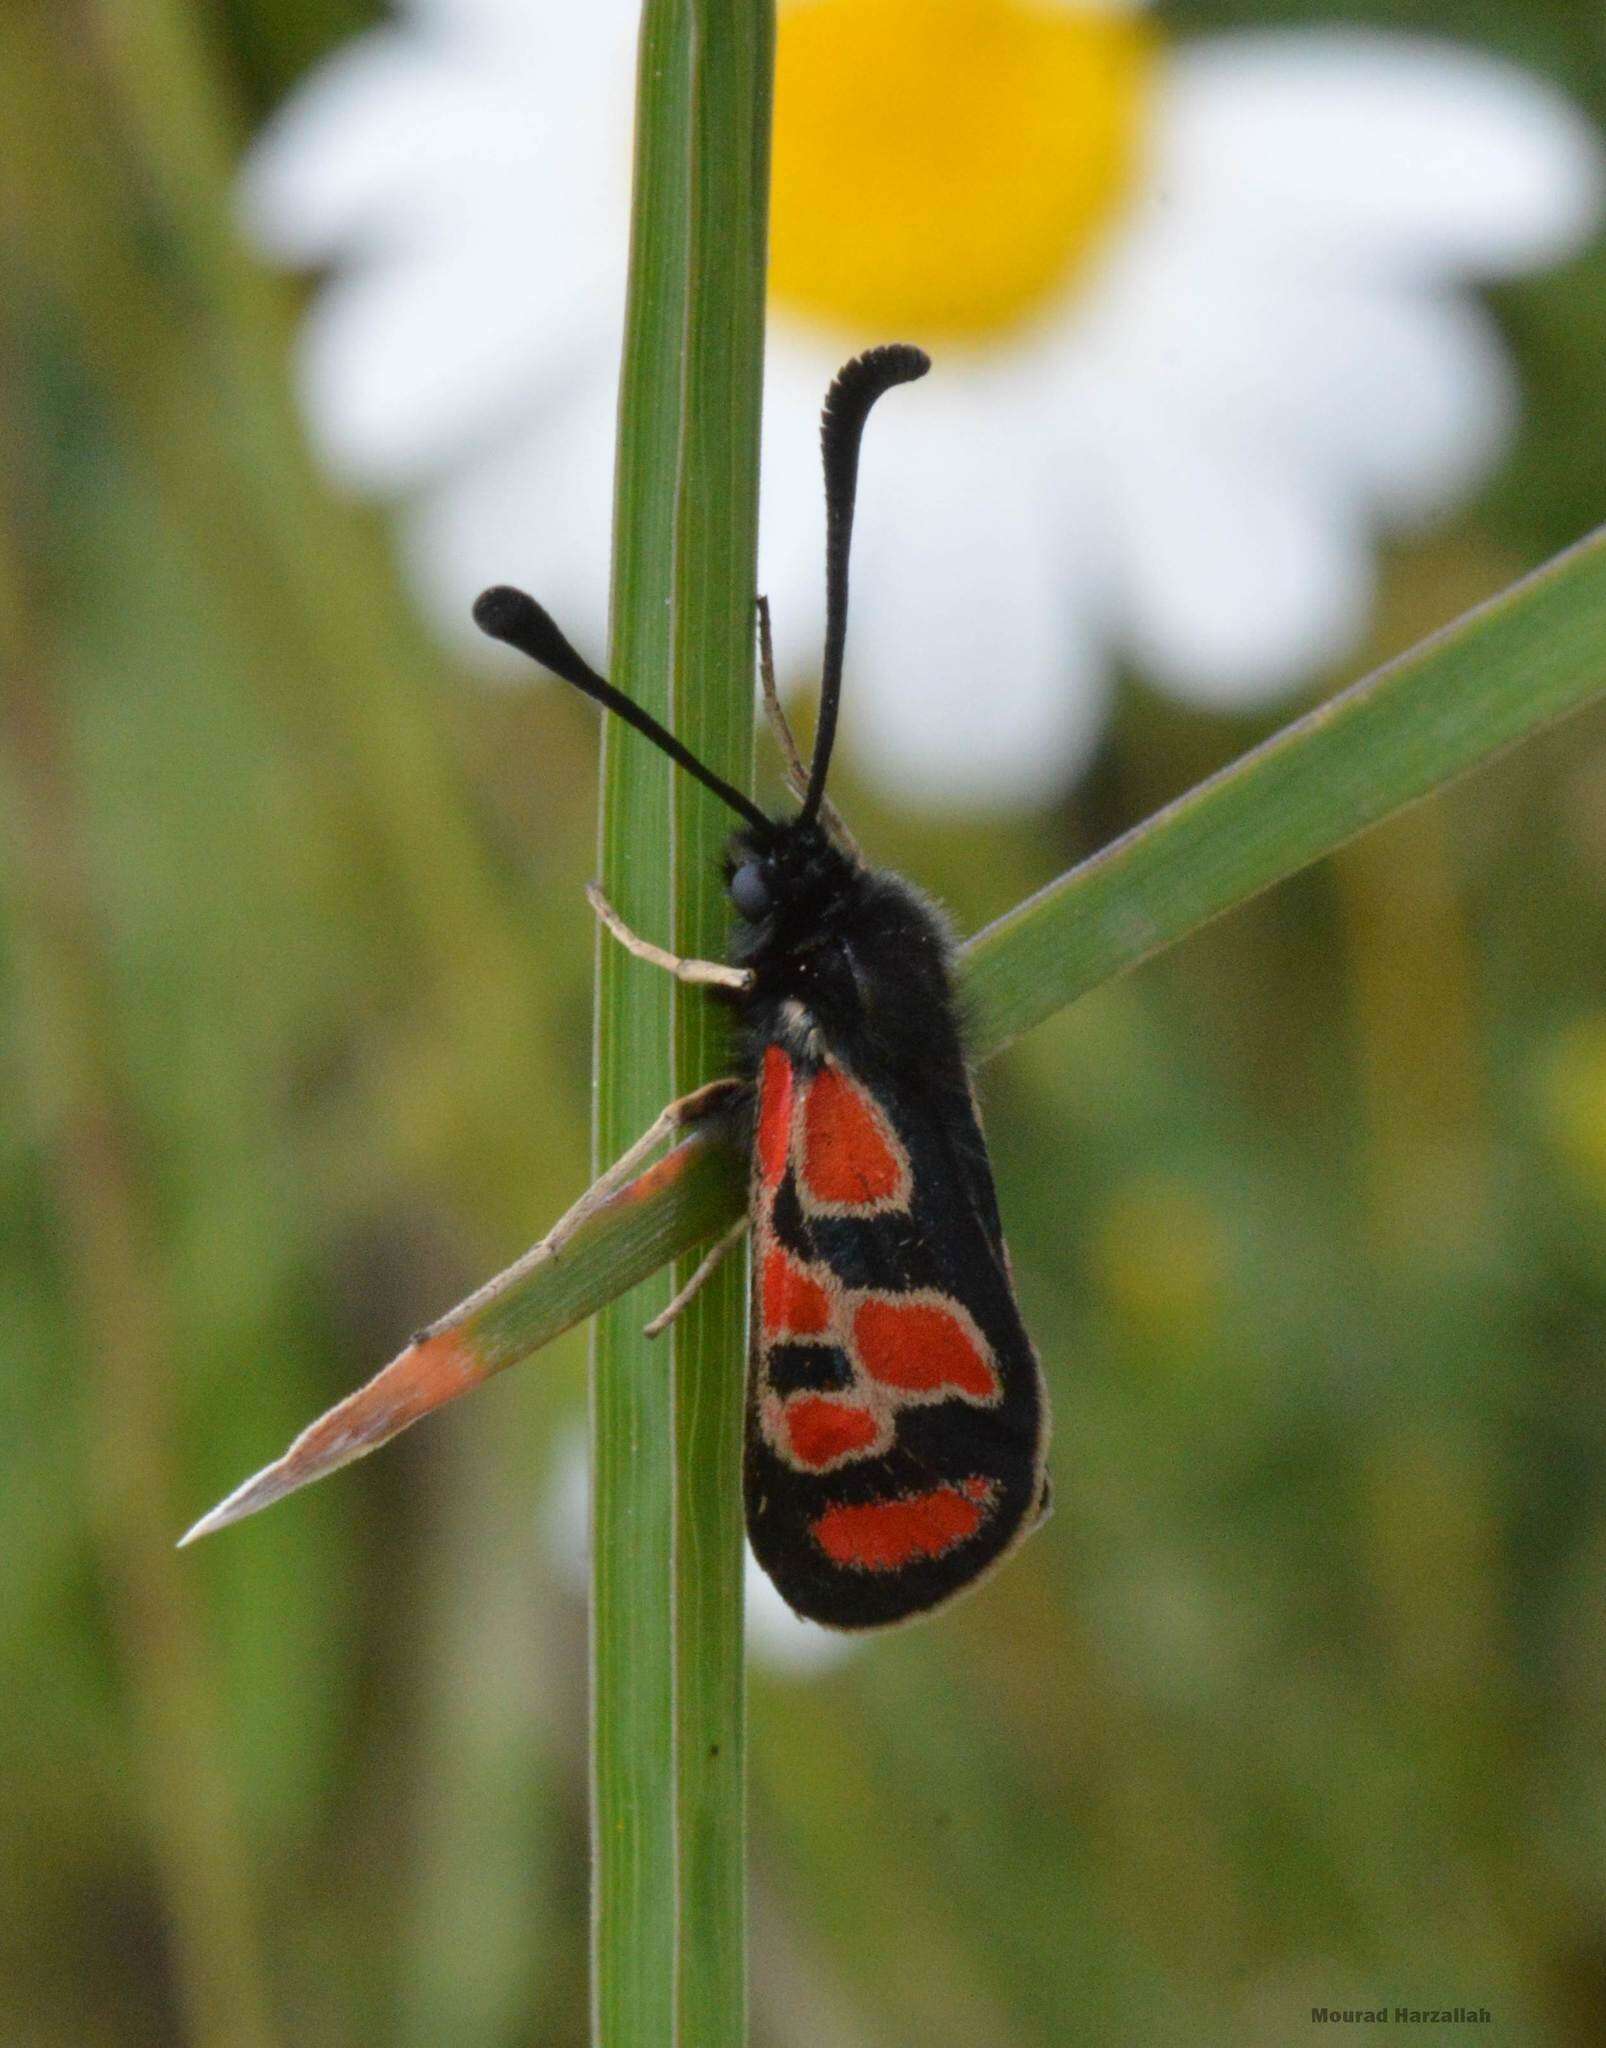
(3, 2), (1605, 2044)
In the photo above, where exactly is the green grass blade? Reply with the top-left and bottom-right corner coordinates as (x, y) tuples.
(594, 1), (773, 2039)
(964, 523), (1606, 1051)
(668, 5), (773, 2040)
(190, 523), (1606, 1543)
(592, 0), (692, 2037)
(182, 529), (1606, 1539)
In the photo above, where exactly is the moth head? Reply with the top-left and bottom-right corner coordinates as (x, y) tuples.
(724, 817), (856, 948)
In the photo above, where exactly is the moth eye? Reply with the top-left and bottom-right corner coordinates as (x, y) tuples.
(730, 861), (772, 920)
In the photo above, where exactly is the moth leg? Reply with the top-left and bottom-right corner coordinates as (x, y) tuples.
(642, 1216), (749, 1340)
(756, 596), (859, 854)
(359, 1075), (742, 1354)
(586, 882), (754, 992)
(528, 1075), (746, 1270)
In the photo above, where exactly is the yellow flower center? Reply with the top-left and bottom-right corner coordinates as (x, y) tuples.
(771, 0), (1155, 342)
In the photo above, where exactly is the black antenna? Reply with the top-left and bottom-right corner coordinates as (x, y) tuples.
(474, 585), (773, 836)
(802, 343), (931, 825)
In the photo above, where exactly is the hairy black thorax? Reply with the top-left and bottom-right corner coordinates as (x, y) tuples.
(727, 818), (964, 1090)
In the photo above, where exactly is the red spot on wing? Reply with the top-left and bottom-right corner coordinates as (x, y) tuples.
(800, 1065), (903, 1209)
(756, 1046), (794, 1191)
(762, 1245), (831, 1338)
(811, 1486), (988, 1570)
(784, 1397), (879, 1468)
(851, 1297), (999, 1400)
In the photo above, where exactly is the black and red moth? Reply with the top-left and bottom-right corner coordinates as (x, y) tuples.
(475, 345), (1050, 1627)
(183, 344), (1050, 1630)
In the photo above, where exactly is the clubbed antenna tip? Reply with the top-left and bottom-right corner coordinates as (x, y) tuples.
(471, 583), (772, 834)
(473, 584), (593, 685)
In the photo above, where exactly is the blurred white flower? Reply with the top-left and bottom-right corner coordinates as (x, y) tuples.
(246, 0), (1602, 804)
(540, 1428), (860, 1677)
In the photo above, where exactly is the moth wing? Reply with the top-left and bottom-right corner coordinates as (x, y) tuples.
(744, 1041), (1049, 1630)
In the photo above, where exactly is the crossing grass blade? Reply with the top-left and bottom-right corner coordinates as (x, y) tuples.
(179, 525), (1606, 1536)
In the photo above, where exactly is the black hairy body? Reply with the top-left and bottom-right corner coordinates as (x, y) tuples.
(725, 818), (1050, 1627)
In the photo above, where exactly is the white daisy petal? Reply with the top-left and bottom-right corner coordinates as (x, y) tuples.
(242, 11), (631, 265)
(404, 367), (619, 659)
(243, 32), (513, 262)
(1163, 32), (1604, 280)
(1254, 286), (1515, 527)
(295, 213), (620, 488)
(1069, 209), (1517, 529)
(246, 0), (1603, 795)
(745, 1568), (859, 1676)
(839, 372), (1111, 805)
(1102, 397), (1373, 709)
(404, 0), (577, 27)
